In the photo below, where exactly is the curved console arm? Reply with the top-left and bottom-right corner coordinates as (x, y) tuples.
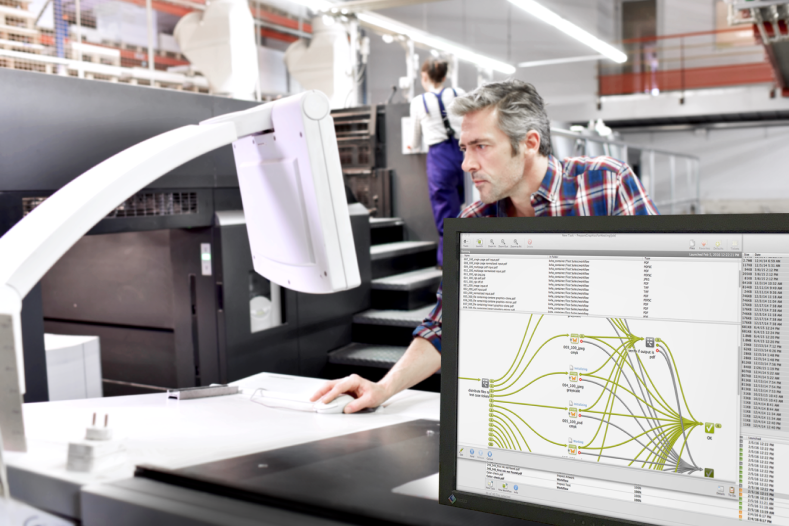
(0, 91), (354, 460)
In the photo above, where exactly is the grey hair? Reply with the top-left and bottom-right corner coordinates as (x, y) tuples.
(450, 80), (552, 157)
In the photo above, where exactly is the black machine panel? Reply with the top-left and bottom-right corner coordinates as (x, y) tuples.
(135, 420), (532, 526)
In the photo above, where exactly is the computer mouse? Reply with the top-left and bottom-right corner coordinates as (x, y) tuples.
(314, 394), (354, 414)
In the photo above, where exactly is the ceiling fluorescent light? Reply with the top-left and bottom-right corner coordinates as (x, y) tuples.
(287, 0), (333, 12)
(518, 54), (605, 68)
(508, 0), (627, 63)
(356, 12), (516, 74)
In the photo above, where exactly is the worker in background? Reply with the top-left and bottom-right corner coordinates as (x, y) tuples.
(312, 80), (659, 413)
(408, 59), (466, 268)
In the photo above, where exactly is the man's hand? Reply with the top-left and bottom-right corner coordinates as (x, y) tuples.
(310, 374), (389, 414)
(310, 337), (441, 414)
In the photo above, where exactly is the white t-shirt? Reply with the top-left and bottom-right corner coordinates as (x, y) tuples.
(409, 86), (466, 153)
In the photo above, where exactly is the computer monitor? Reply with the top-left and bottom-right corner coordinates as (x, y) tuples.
(440, 215), (788, 526)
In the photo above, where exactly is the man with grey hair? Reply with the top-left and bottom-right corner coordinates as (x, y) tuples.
(312, 79), (658, 413)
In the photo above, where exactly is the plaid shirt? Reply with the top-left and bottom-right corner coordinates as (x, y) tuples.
(412, 155), (659, 351)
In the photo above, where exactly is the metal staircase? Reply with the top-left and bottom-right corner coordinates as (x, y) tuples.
(327, 217), (441, 390)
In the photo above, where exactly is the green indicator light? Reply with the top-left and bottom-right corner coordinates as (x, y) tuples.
(201, 253), (211, 261)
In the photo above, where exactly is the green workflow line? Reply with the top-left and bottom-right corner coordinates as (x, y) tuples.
(580, 421), (674, 451)
(584, 337), (680, 420)
(585, 374), (675, 419)
(495, 371), (566, 398)
(639, 425), (678, 470)
(658, 340), (698, 423)
(489, 420), (513, 450)
(493, 314), (533, 385)
(582, 409), (677, 422)
(490, 423), (513, 450)
(494, 333), (567, 394)
(622, 347), (680, 420)
(673, 423), (700, 472)
(586, 340), (629, 442)
(611, 318), (627, 334)
(629, 425), (677, 467)
(632, 350), (681, 419)
(596, 344), (634, 454)
(657, 427), (684, 470)
(597, 342), (628, 461)
(585, 337), (630, 376)
(489, 436), (504, 449)
(492, 409), (531, 452)
(585, 346), (627, 413)
(495, 400), (567, 411)
(494, 316), (546, 389)
(653, 426), (683, 470)
(493, 404), (566, 447)
(492, 417), (520, 451)
(583, 335), (634, 339)
(640, 424), (680, 468)
(491, 414), (521, 451)
(458, 377), (480, 381)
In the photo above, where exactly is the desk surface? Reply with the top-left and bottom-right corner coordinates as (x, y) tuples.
(6, 373), (440, 519)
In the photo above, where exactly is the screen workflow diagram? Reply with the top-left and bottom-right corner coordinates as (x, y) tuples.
(457, 313), (739, 483)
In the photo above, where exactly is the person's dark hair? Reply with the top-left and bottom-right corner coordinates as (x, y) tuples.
(450, 79), (553, 157)
(421, 59), (448, 84)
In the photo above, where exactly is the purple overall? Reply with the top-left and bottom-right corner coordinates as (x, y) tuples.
(423, 88), (464, 267)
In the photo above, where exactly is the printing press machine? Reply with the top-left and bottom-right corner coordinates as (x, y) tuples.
(0, 69), (530, 525)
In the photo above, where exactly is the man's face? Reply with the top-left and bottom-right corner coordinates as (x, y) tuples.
(459, 107), (527, 204)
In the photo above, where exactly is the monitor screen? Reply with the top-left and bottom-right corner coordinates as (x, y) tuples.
(440, 216), (789, 526)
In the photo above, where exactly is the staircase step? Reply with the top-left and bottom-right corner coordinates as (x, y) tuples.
(352, 304), (434, 346)
(370, 241), (437, 279)
(369, 217), (405, 245)
(327, 342), (407, 369)
(353, 304), (434, 327)
(369, 217), (404, 229)
(371, 267), (442, 310)
(371, 267), (442, 290)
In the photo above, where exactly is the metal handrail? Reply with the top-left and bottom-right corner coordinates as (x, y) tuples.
(550, 128), (701, 215)
(550, 128), (699, 160)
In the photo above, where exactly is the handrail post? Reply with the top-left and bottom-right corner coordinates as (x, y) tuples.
(680, 37), (685, 104)
(670, 155), (676, 215)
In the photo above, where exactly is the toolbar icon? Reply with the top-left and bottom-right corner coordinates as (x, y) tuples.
(689, 240), (695, 248)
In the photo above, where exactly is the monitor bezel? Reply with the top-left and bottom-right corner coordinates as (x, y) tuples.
(439, 213), (789, 526)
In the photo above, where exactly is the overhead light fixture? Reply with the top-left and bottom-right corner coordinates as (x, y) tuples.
(381, 34), (394, 44)
(356, 12), (516, 74)
(518, 54), (604, 68)
(287, 0), (332, 12)
(508, 0), (627, 63)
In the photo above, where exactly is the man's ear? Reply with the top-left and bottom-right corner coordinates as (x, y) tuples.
(523, 130), (541, 155)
